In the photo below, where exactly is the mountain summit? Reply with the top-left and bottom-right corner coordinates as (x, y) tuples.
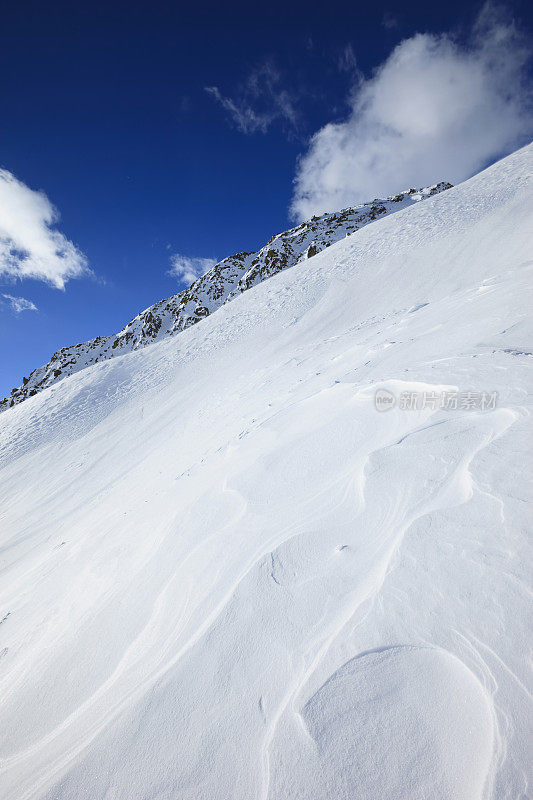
(1, 182), (451, 412)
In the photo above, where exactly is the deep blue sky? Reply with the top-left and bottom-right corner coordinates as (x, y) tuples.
(0, 0), (531, 398)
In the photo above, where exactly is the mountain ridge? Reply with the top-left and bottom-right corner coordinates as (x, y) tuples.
(0, 145), (530, 799)
(1, 181), (451, 412)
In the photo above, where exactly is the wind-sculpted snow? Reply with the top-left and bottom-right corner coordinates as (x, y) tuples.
(0, 182), (451, 412)
(298, 646), (495, 800)
(0, 147), (531, 800)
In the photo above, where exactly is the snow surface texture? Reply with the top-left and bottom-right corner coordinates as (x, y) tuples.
(0, 147), (531, 800)
(0, 183), (451, 412)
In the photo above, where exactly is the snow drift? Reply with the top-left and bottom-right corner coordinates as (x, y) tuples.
(0, 145), (531, 799)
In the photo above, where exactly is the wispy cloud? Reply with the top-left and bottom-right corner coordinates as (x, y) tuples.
(0, 169), (91, 289)
(337, 44), (358, 74)
(1, 293), (38, 313)
(382, 12), (399, 30)
(291, 3), (532, 220)
(206, 62), (299, 135)
(168, 254), (217, 286)
(205, 86), (272, 134)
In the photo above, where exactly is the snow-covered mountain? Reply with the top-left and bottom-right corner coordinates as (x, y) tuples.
(0, 146), (531, 800)
(0, 182), (451, 412)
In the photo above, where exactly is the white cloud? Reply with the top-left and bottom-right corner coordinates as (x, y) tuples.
(0, 169), (90, 289)
(1, 293), (38, 313)
(291, 3), (532, 220)
(168, 254), (217, 286)
(206, 62), (298, 135)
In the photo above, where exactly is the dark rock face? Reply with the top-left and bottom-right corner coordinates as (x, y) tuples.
(1, 182), (452, 412)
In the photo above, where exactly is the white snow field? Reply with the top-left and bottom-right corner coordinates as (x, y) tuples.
(0, 144), (531, 800)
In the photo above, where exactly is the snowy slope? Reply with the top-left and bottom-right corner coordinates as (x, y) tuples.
(0, 147), (531, 800)
(0, 182), (451, 412)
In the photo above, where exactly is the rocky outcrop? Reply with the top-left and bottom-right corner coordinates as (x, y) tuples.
(1, 182), (452, 412)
